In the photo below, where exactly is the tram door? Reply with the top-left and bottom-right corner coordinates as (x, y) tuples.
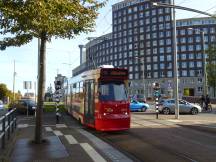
(84, 80), (95, 125)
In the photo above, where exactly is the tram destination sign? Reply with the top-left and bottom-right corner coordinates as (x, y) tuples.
(101, 68), (128, 78)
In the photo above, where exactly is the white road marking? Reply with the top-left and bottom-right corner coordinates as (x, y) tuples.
(78, 129), (133, 162)
(65, 135), (78, 144)
(17, 124), (28, 128)
(80, 143), (107, 162)
(53, 130), (63, 136)
(56, 124), (67, 128)
(167, 120), (182, 123)
(45, 127), (52, 132)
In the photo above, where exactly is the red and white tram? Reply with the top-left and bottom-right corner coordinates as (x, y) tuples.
(64, 67), (130, 131)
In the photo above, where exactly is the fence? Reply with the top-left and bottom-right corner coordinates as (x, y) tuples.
(0, 109), (16, 150)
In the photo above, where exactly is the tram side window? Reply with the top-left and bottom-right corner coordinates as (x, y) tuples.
(73, 83), (76, 97)
(76, 82), (80, 98)
(79, 81), (84, 98)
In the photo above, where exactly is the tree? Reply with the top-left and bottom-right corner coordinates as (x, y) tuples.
(0, 83), (9, 101)
(0, 0), (106, 143)
(206, 45), (216, 97)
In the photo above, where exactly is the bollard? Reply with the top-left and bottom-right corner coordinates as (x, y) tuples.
(155, 97), (159, 119)
(55, 102), (61, 124)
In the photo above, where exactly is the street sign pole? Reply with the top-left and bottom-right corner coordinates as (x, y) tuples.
(153, 83), (161, 119)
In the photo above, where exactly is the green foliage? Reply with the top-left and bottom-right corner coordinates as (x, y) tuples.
(206, 45), (216, 96)
(0, 0), (106, 49)
(43, 103), (65, 112)
(0, 83), (13, 100)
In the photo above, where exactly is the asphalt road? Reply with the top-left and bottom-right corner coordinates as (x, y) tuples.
(89, 112), (216, 162)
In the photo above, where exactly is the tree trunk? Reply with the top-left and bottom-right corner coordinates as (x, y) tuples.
(35, 32), (47, 143)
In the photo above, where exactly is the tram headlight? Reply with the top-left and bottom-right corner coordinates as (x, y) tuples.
(125, 112), (128, 115)
(103, 113), (107, 116)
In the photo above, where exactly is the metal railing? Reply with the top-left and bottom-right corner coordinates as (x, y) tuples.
(0, 109), (16, 149)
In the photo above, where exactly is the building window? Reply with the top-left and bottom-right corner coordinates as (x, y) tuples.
(166, 31), (171, 37)
(153, 56), (158, 62)
(189, 70), (195, 76)
(196, 36), (201, 42)
(153, 64), (158, 70)
(167, 55), (172, 61)
(167, 71), (172, 77)
(189, 53), (194, 59)
(158, 16), (164, 22)
(180, 29), (185, 35)
(181, 54), (187, 60)
(160, 55), (164, 61)
(166, 47), (172, 53)
(160, 47), (164, 53)
(166, 39), (171, 45)
(196, 53), (202, 59)
(197, 87), (203, 92)
(159, 32), (164, 38)
(197, 61), (202, 67)
(128, 8), (132, 14)
(182, 70), (187, 76)
(181, 45), (186, 52)
(188, 37), (193, 43)
(189, 62), (194, 68)
(160, 71), (165, 77)
(147, 65), (151, 70)
(154, 72), (158, 78)
(167, 62), (172, 69)
(160, 63), (164, 69)
(196, 45), (201, 51)
(129, 73), (133, 79)
(182, 62), (187, 68)
(159, 39), (164, 46)
(146, 57), (151, 63)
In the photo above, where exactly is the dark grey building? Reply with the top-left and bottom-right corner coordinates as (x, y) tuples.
(73, 0), (216, 98)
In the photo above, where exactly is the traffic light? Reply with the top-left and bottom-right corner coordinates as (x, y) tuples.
(55, 80), (61, 90)
(152, 82), (160, 90)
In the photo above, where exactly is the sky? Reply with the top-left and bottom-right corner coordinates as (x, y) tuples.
(0, 0), (216, 95)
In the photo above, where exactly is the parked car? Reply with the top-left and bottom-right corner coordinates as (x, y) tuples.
(130, 94), (146, 103)
(12, 99), (36, 115)
(130, 100), (149, 112)
(0, 100), (4, 110)
(159, 99), (202, 115)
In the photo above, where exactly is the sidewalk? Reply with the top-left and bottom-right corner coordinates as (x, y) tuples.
(3, 112), (132, 162)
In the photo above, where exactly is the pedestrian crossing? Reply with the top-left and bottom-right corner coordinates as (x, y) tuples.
(46, 127), (107, 162)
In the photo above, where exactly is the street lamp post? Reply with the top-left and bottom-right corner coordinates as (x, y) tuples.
(171, 0), (179, 119)
(188, 28), (208, 96)
(152, 0), (214, 119)
(135, 57), (146, 100)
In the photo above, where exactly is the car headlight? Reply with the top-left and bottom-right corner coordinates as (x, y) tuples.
(32, 106), (36, 110)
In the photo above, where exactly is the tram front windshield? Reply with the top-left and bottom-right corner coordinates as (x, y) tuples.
(98, 81), (128, 101)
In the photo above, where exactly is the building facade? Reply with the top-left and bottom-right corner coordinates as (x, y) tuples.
(73, 0), (216, 98)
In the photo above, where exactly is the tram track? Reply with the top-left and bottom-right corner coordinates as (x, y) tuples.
(90, 129), (198, 162)
(87, 115), (216, 162)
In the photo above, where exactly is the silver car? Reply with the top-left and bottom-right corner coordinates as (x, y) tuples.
(159, 99), (202, 115)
